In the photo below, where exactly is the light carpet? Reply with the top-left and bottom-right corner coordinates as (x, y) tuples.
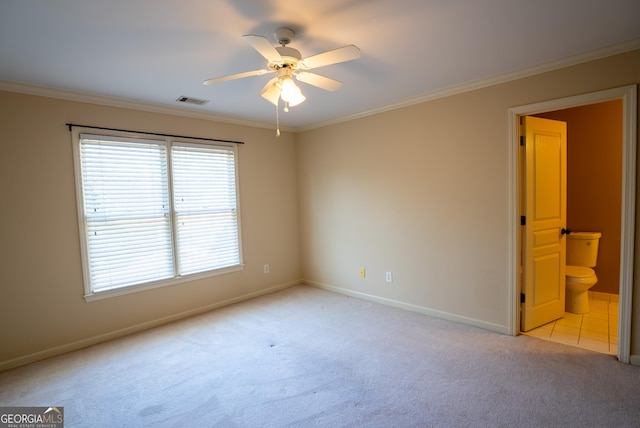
(1, 284), (639, 427)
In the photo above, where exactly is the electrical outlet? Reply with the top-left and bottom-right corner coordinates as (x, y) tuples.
(385, 272), (393, 283)
(264, 264), (270, 273)
(359, 267), (366, 279)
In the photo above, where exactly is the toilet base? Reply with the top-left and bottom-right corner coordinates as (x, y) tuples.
(565, 289), (590, 314)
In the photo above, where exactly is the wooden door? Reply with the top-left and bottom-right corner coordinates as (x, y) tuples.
(521, 116), (567, 332)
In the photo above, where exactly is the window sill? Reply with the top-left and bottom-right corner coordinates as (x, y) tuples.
(83, 264), (244, 302)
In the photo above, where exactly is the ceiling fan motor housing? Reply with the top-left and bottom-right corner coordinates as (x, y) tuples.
(274, 46), (302, 68)
(271, 28), (300, 70)
(274, 27), (295, 46)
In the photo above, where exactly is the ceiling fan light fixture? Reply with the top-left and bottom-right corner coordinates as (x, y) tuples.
(287, 92), (306, 107)
(278, 76), (305, 107)
(260, 78), (280, 106)
(278, 76), (297, 98)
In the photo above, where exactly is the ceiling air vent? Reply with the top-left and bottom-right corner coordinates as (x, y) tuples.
(176, 96), (209, 105)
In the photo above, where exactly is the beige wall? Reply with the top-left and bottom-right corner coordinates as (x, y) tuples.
(297, 50), (640, 355)
(0, 92), (300, 368)
(2, 49), (639, 369)
(537, 101), (623, 295)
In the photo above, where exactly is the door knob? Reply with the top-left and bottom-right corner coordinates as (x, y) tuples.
(561, 228), (572, 235)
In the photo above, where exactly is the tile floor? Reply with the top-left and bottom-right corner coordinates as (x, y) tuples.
(522, 292), (618, 355)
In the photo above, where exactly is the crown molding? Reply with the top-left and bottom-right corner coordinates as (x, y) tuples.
(1, 38), (638, 134)
(0, 80), (296, 133)
(298, 38), (640, 132)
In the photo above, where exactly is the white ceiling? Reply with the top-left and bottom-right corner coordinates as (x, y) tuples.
(1, 0), (639, 131)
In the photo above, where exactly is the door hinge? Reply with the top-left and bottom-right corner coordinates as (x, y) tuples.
(521, 293), (525, 303)
(520, 216), (526, 226)
(520, 136), (525, 146)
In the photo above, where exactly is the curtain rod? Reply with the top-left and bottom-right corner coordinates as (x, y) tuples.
(66, 123), (244, 145)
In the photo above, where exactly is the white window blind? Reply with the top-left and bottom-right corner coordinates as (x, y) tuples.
(76, 133), (241, 296)
(172, 144), (240, 275)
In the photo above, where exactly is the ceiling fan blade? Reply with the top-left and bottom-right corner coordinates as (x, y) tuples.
(299, 45), (361, 69)
(242, 34), (284, 64)
(295, 71), (343, 91)
(203, 69), (271, 85)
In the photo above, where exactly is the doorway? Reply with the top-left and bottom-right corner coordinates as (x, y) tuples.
(508, 85), (637, 363)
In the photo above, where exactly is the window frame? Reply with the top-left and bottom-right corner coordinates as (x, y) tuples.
(71, 128), (243, 302)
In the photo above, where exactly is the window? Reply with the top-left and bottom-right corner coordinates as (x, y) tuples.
(73, 131), (242, 300)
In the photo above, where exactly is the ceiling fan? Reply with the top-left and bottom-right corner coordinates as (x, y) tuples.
(203, 27), (361, 113)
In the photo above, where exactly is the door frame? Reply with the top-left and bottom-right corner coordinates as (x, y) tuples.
(508, 85), (637, 363)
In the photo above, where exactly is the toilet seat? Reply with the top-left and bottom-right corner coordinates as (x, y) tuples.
(566, 265), (595, 279)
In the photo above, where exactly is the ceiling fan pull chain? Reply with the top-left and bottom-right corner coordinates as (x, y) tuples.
(276, 101), (281, 137)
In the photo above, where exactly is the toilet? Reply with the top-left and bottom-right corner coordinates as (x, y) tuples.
(565, 231), (601, 314)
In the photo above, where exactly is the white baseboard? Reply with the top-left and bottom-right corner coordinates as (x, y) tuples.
(0, 280), (300, 372)
(629, 355), (640, 367)
(304, 280), (509, 335)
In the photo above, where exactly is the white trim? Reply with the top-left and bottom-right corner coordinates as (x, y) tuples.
(83, 265), (245, 302)
(618, 86), (637, 364)
(1, 39), (638, 133)
(0, 80), (295, 133)
(508, 85), (637, 364)
(306, 280), (509, 335)
(507, 108), (520, 336)
(299, 39), (640, 132)
(0, 280), (301, 372)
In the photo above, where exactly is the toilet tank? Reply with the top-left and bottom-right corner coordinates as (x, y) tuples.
(566, 232), (601, 267)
